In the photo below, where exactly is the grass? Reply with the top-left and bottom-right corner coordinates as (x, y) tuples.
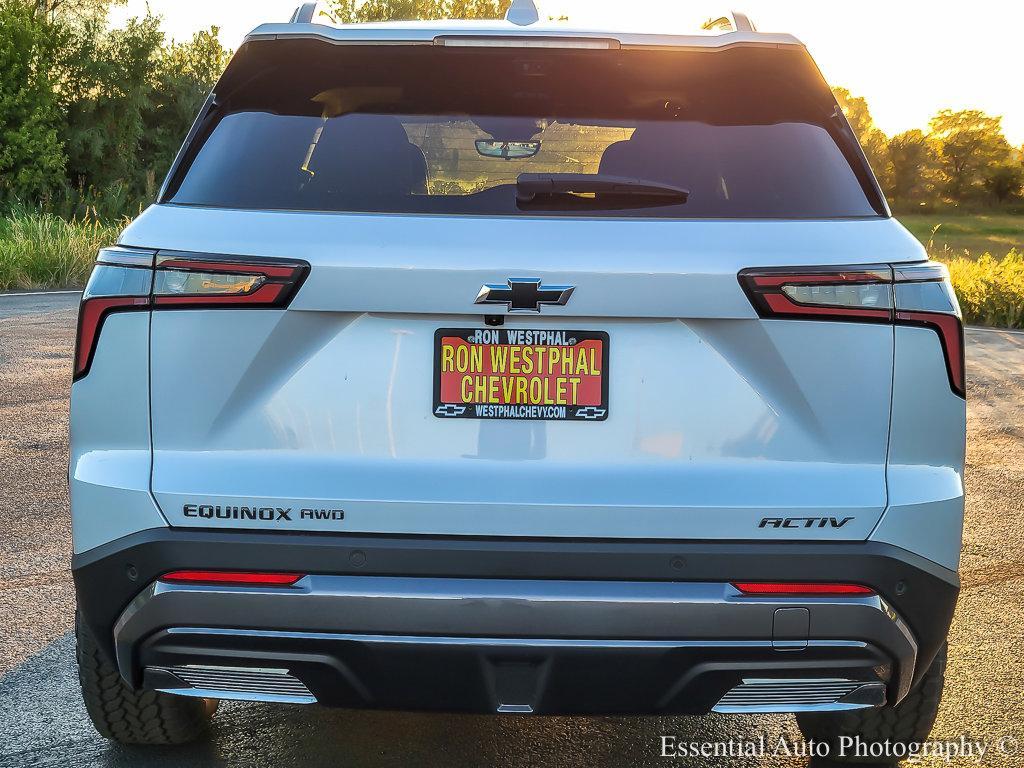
(0, 211), (122, 292)
(896, 212), (1024, 328)
(898, 212), (1024, 259)
(1, 208), (1023, 328)
(944, 251), (1024, 329)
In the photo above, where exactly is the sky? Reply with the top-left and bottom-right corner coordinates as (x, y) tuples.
(110, 0), (1024, 146)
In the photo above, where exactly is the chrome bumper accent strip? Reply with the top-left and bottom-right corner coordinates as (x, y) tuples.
(149, 663), (316, 705)
(713, 677), (887, 713)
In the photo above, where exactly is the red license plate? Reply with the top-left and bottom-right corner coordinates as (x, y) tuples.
(433, 328), (609, 421)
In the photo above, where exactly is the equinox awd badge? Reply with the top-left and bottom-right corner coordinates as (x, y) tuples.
(475, 278), (575, 313)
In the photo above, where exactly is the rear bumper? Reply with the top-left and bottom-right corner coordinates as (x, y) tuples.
(121, 577), (908, 715)
(73, 530), (958, 716)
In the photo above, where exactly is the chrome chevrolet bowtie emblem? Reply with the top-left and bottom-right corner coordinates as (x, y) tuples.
(474, 278), (575, 313)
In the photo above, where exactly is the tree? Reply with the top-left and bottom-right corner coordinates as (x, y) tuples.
(55, 13), (164, 202)
(143, 27), (230, 194)
(0, 1), (65, 204)
(3, 0), (229, 216)
(326, 0), (510, 22)
(928, 109), (1011, 204)
(32, 0), (122, 23)
(832, 86), (889, 187)
(983, 163), (1024, 204)
(885, 129), (936, 206)
(447, 0), (511, 18)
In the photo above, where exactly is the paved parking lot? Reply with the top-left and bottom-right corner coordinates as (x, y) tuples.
(1, 292), (1022, 767)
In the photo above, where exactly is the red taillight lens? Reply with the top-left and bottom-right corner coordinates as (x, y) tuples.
(732, 582), (875, 596)
(74, 248), (156, 380)
(161, 570), (305, 586)
(152, 254), (307, 307)
(73, 249), (309, 380)
(893, 263), (965, 398)
(739, 262), (964, 399)
(740, 266), (893, 322)
(75, 295), (150, 378)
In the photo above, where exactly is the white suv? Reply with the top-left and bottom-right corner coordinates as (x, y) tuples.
(71, 4), (964, 758)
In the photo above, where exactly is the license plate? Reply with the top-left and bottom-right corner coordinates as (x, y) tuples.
(434, 328), (609, 421)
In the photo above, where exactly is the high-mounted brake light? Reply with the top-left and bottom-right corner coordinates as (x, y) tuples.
(732, 582), (875, 596)
(161, 570), (305, 586)
(739, 262), (965, 398)
(435, 36), (618, 49)
(73, 249), (308, 380)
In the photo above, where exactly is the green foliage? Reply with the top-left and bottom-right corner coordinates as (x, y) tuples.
(901, 213), (1024, 257)
(32, 0), (124, 24)
(144, 27), (230, 193)
(944, 250), (1024, 329)
(0, 208), (122, 290)
(326, 0), (511, 22)
(2, 0), (228, 220)
(833, 86), (890, 191)
(929, 109), (1012, 203)
(0, 1), (65, 204)
(57, 14), (164, 198)
(984, 163), (1024, 204)
(887, 214), (1024, 330)
(834, 86), (1021, 211)
(885, 130), (937, 206)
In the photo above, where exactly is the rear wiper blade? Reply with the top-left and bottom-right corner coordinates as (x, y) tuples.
(516, 173), (689, 207)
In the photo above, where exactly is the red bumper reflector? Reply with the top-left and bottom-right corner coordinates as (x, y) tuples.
(732, 582), (875, 596)
(161, 570), (305, 586)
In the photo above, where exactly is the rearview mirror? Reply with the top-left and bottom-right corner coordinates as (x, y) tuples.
(475, 140), (540, 160)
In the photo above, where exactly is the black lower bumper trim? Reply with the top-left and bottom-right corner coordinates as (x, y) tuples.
(137, 629), (891, 715)
(73, 528), (958, 692)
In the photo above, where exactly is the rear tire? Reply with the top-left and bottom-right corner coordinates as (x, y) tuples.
(76, 610), (215, 745)
(796, 643), (947, 763)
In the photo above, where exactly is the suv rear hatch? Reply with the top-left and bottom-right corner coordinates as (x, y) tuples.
(125, 35), (918, 540)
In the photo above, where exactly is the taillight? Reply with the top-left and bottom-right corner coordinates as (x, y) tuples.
(152, 253), (307, 307)
(739, 261), (964, 398)
(74, 247), (155, 380)
(892, 263), (965, 398)
(161, 570), (305, 586)
(740, 266), (893, 322)
(732, 582), (875, 596)
(74, 249), (308, 380)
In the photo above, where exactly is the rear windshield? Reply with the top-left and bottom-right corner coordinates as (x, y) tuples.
(166, 42), (883, 219)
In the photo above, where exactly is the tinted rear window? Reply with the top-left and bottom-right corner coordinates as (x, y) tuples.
(167, 42), (883, 219)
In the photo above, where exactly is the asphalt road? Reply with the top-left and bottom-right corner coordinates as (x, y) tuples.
(1, 291), (1022, 768)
